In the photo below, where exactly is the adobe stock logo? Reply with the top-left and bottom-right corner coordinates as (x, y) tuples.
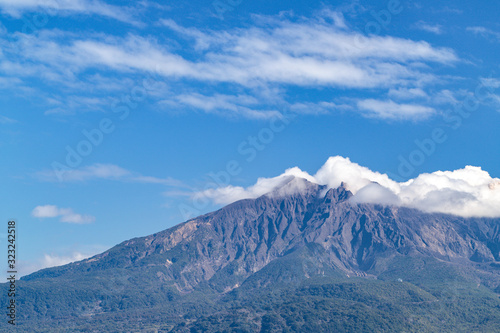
(397, 78), (498, 178)
(51, 72), (164, 182)
(212, 0), (242, 20)
(360, 0), (403, 35)
(178, 111), (295, 220)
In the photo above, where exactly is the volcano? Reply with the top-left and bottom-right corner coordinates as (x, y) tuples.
(8, 178), (500, 332)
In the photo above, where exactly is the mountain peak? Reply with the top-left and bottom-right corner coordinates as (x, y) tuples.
(264, 176), (322, 199)
(323, 182), (353, 203)
(15, 174), (500, 331)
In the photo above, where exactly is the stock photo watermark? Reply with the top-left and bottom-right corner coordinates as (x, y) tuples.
(212, 0), (243, 20)
(51, 71), (165, 182)
(6, 220), (17, 326)
(181, 0), (406, 218)
(396, 77), (498, 179)
(178, 111), (296, 219)
(351, 0), (403, 36)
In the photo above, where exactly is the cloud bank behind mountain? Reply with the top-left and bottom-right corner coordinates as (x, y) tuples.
(200, 156), (500, 218)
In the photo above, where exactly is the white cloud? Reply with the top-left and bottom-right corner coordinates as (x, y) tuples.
(34, 163), (185, 187)
(32, 204), (60, 218)
(481, 78), (500, 89)
(289, 101), (349, 115)
(350, 182), (400, 206)
(195, 156), (500, 218)
(0, 0), (134, 23)
(0, 77), (23, 89)
(171, 93), (282, 119)
(321, 9), (348, 29)
(59, 212), (95, 224)
(0, 11), (460, 120)
(201, 167), (316, 205)
(0, 114), (16, 123)
(18, 245), (108, 277)
(488, 94), (500, 108)
(35, 163), (130, 182)
(63, 163), (130, 181)
(41, 252), (90, 268)
(357, 99), (435, 120)
(434, 6), (463, 14)
(160, 19), (212, 50)
(313, 156), (400, 194)
(432, 89), (460, 105)
(32, 205), (95, 224)
(2, 15), (457, 89)
(467, 26), (500, 42)
(388, 87), (428, 100)
(130, 175), (187, 187)
(415, 21), (443, 35)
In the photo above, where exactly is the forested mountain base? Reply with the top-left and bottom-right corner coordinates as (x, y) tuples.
(4, 179), (500, 332)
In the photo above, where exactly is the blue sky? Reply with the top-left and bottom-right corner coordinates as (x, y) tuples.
(1, 0), (500, 275)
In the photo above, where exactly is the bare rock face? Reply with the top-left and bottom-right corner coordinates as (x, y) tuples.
(15, 177), (500, 332)
(27, 177), (499, 293)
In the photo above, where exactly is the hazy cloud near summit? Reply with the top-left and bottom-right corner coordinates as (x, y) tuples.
(199, 156), (500, 218)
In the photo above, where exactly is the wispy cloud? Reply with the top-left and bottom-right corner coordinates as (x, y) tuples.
(388, 87), (429, 100)
(467, 26), (500, 42)
(35, 163), (130, 182)
(289, 101), (349, 115)
(131, 175), (187, 187)
(0, 115), (16, 124)
(0, 11), (459, 120)
(32, 204), (95, 224)
(481, 78), (500, 89)
(478, 78), (500, 110)
(168, 93), (282, 119)
(435, 6), (463, 14)
(415, 21), (443, 35)
(34, 163), (186, 187)
(357, 99), (435, 120)
(4, 16), (458, 86)
(10, 30), (454, 88)
(0, 0), (135, 23)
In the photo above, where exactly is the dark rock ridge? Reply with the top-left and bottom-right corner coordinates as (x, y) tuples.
(24, 177), (500, 292)
(11, 177), (500, 332)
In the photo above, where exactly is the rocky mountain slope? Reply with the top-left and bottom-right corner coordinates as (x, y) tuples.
(5, 177), (500, 332)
